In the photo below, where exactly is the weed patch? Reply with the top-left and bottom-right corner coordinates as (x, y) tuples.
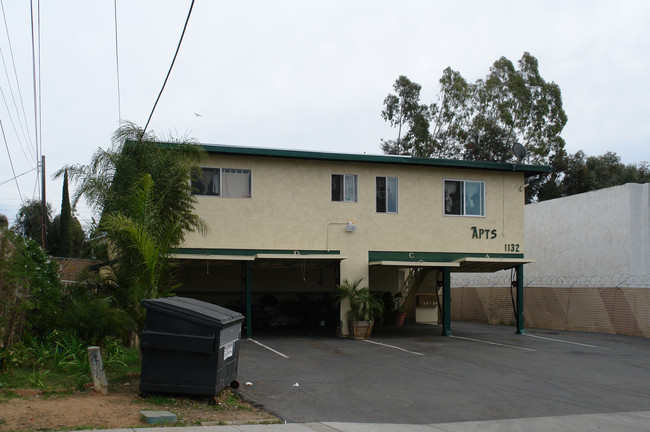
(0, 332), (140, 392)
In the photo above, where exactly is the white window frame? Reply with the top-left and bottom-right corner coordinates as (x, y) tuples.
(331, 173), (358, 203)
(376, 176), (398, 214)
(192, 167), (252, 198)
(443, 179), (485, 217)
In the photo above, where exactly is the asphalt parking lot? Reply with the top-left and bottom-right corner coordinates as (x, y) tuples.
(236, 322), (650, 424)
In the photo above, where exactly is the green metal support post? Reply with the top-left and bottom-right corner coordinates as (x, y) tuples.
(441, 267), (452, 336)
(245, 261), (252, 339)
(516, 264), (526, 334)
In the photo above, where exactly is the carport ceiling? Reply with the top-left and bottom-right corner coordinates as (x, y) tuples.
(369, 257), (534, 273)
(452, 257), (535, 273)
(172, 253), (346, 267)
(254, 254), (347, 268)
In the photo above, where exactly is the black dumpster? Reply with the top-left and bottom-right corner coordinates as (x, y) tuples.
(139, 296), (244, 396)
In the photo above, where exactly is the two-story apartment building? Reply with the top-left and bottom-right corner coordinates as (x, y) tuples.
(173, 144), (548, 337)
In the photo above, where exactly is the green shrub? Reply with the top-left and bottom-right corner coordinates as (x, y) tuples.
(59, 286), (135, 346)
(1, 228), (63, 353)
(333, 278), (384, 322)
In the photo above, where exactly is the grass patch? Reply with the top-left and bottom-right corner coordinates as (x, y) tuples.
(144, 394), (177, 406)
(0, 333), (141, 392)
(216, 390), (253, 411)
(139, 388), (253, 415)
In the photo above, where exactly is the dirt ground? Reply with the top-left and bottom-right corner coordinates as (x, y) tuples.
(0, 377), (277, 431)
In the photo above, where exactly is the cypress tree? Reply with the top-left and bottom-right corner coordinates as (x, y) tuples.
(59, 170), (73, 257)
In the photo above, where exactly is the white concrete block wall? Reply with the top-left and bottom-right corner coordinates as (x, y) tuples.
(524, 183), (649, 278)
(628, 183), (650, 276)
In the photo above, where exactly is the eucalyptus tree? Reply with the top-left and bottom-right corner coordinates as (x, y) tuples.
(57, 121), (206, 328)
(381, 53), (568, 202)
(380, 75), (430, 156)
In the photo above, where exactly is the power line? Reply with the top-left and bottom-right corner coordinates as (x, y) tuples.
(32, 170), (37, 197)
(29, 0), (40, 198)
(142, 0), (195, 136)
(0, 0), (35, 156)
(0, 0), (37, 167)
(0, 53), (35, 164)
(0, 85), (35, 167)
(0, 119), (23, 203)
(36, 0), (42, 157)
(113, 0), (121, 122)
(0, 166), (36, 187)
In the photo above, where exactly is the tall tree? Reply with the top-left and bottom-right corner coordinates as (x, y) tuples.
(101, 173), (184, 327)
(538, 150), (650, 201)
(380, 76), (430, 156)
(62, 122), (205, 236)
(58, 121), (206, 329)
(12, 200), (53, 244)
(428, 67), (472, 159)
(381, 53), (568, 201)
(58, 170), (73, 257)
(49, 214), (86, 258)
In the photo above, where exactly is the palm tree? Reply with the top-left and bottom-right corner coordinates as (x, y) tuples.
(334, 279), (384, 340)
(57, 121), (206, 330)
(101, 173), (184, 328)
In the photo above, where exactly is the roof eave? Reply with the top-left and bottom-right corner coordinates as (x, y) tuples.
(199, 143), (550, 176)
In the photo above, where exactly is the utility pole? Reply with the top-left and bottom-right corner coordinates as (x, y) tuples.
(40, 154), (46, 249)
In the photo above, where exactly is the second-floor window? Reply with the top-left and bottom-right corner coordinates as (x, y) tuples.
(376, 176), (398, 213)
(444, 179), (484, 216)
(192, 167), (252, 198)
(331, 174), (358, 202)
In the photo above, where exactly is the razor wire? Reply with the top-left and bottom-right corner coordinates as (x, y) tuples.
(451, 273), (650, 288)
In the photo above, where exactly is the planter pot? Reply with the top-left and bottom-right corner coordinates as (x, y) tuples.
(348, 320), (374, 340)
(393, 311), (406, 326)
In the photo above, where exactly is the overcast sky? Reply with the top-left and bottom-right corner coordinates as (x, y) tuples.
(1, 0), (649, 227)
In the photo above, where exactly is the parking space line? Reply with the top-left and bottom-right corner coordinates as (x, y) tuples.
(248, 339), (290, 359)
(364, 340), (424, 356)
(451, 335), (536, 352)
(525, 333), (608, 349)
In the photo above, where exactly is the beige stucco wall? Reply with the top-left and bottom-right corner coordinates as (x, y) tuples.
(183, 153), (528, 277)
(180, 152), (529, 335)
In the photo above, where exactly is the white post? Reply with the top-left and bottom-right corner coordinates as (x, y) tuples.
(87, 346), (108, 395)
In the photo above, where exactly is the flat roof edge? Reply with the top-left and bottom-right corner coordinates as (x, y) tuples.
(199, 143), (550, 176)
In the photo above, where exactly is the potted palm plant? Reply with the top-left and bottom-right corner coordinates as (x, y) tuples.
(334, 278), (384, 340)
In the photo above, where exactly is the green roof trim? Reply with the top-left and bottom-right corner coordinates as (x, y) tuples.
(369, 251), (525, 262)
(199, 143), (550, 176)
(174, 248), (342, 257)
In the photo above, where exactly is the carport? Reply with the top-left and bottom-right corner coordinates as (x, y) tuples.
(173, 249), (347, 338)
(369, 252), (534, 336)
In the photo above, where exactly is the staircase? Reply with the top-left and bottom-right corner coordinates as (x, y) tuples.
(394, 267), (433, 310)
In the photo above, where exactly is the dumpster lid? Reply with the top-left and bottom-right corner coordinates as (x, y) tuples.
(142, 297), (244, 328)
